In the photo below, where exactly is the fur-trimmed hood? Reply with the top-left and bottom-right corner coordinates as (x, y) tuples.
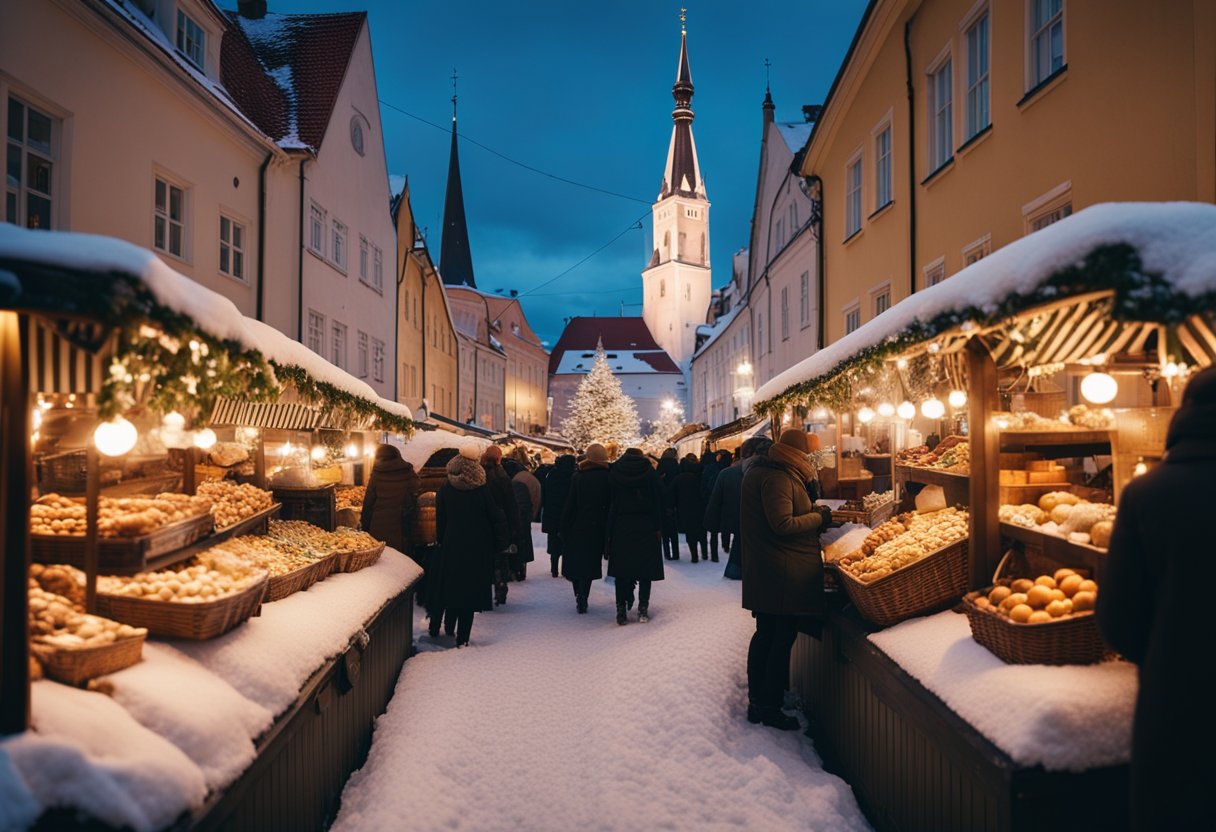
(446, 455), (487, 491)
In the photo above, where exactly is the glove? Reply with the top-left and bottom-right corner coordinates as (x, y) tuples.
(507, 544), (518, 555)
(817, 506), (833, 527)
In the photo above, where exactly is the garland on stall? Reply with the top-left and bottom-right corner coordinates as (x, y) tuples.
(272, 363), (415, 436)
(755, 244), (1216, 417)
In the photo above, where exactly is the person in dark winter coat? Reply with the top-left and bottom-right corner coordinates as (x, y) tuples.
(705, 448), (744, 578)
(607, 447), (665, 624)
(714, 450), (735, 554)
(669, 456), (708, 562)
(429, 446), (509, 646)
(503, 459), (536, 580)
(656, 449), (681, 559)
(722, 438), (773, 580)
(506, 448), (542, 522)
(561, 443), (612, 613)
(698, 451), (723, 561)
(1097, 367), (1216, 831)
(481, 445), (520, 604)
(541, 454), (576, 577)
(739, 429), (830, 730)
(361, 444), (421, 553)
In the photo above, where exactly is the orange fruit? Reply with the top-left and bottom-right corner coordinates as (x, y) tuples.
(1028, 610), (1053, 623)
(974, 596), (992, 611)
(1072, 591), (1096, 611)
(1046, 599), (1070, 618)
(1010, 604), (1033, 623)
(1011, 578), (1035, 594)
(1050, 589), (1066, 602)
(1059, 574), (1084, 598)
(989, 586), (1012, 606)
(1026, 585), (1054, 609)
(1078, 579), (1098, 594)
(1053, 568), (1078, 584)
(1035, 575), (1058, 589)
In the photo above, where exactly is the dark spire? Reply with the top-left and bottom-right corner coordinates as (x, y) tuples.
(660, 11), (703, 200)
(763, 58), (775, 124)
(439, 69), (475, 288)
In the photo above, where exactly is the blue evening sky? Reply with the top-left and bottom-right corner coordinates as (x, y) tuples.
(233, 1), (869, 346)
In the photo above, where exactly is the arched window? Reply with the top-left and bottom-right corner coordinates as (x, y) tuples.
(663, 231), (670, 258)
(700, 233), (706, 264)
(660, 279), (666, 298)
(350, 115), (369, 156)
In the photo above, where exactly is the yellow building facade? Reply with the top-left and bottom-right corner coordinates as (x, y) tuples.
(802, 0), (1216, 347)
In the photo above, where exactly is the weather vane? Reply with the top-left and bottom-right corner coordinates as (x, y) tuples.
(451, 68), (458, 120)
(680, 7), (686, 34)
(764, 57), (771, 89)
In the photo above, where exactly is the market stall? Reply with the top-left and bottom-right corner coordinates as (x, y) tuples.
(0, 225), (423, 830)
(752, 202), (1216, 832)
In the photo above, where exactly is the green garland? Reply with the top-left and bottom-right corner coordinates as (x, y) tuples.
(755, 244), (1216, 417)
(273, 363), (415, 436)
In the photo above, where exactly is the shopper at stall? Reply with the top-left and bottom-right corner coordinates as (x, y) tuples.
(561, 443), (613, 614)
(507, 447), (542, 523)
(670, 455), (708, 562)
(503, 457), (536, 581)
(714, 449), (735, 555)
(481, 445), (520, 605)
(606, 447), (666, 624)
(705, 447), (744, 579)
(360, 444), (421, 554)
(739, 428), (830, 730)
(656, 448), (681, 559)
(541, 454), (576, 577)
(1098, 366), (1216, 831)
(431, 445), (509, 647)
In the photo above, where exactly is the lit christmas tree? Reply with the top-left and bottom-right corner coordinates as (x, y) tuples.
(640, 398), (684, 456)
(561, 341), (641, 451)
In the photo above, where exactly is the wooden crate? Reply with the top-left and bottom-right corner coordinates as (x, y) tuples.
(30, 511), (215, 572)
(1110, 407), (1174, 502)
(272, 483), (337, 531)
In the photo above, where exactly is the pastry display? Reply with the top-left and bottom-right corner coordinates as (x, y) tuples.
(29, 580), (145, 645)
(840, 508), (969, 583)
(267, 519), (378, 553)
(896, 436), (969, 473)
(999, 492), (1117, 549)
(29, 563), (85, 608)
(31, 492), (211, 538)
(335, 486), (366, 512)
(862, 490), (894, 511)
(970, 569), (1099, 623)
(207, 535), (323, 577)
(196, 480), (274, 529)
(208, 442), (249, 468)
(993, 406), (1114, 431)
(98, 553), (264, 602)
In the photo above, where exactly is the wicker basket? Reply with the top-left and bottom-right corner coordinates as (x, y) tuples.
(829, 500), (895, 529)
(31, 632), (146, 686)
(96, 572), (269, 640)
(837, 538), (970, 627)
(413, 492), (437, 545)
(38, 449), (89, 494)
(335, 541), (386, 573)
(31, 511), (215, 572)
(264, 552), (338, 603)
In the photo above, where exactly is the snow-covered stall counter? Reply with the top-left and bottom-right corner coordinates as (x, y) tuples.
(754, 203), (1216, 832)
(0, 226), (423, 830)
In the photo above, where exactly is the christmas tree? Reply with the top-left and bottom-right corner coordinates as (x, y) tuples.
(561, 341), (641, 451)
(640, 398), (685, 456)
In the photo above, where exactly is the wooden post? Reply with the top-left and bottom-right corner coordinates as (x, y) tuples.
(967, 339), (1000, 589)
(254, 432), (266, 489)
(0, 312), (31, 733)
(84, 445), (100, 613)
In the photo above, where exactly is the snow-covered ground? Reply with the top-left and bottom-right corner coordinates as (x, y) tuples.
(332, 525), (872, 832)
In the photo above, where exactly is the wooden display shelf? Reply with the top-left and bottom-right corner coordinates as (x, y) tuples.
(894, 464), (970, 488)
(999, 520), (1109, 581)
(137, 503), (282, 574)
(31, 511), (214, 573)
(999, 429), (1112, 453)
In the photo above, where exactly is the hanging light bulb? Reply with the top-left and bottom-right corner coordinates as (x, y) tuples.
(93, 417), (138, 457)
(1081, 372), (1118, 405)
(346, 442), (359, 458)
(948, 390), (968, 409)
(311, 445), (327, 462)
(279, 441), (293, 459)
(193, 427), (218, 450)
(921, 398), (946, 419)
(857, 406), (876, 424)
(162, 411), (186, 430)
(877, 402), (895, 418)
(896, 358), (908, 370)
(897, 401), (916, 420)
(1162, 361), (1179, 379)
(1132, 458), (1148, 477)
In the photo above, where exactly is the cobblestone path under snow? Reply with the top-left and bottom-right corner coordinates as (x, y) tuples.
(331, 525), (872, 832)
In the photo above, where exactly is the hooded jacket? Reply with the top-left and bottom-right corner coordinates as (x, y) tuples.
(669, 458), (706, 534)
(361, 455), (420, 551)
(606, 449), (665, 581)
(561, 462), (612, 581)
(541, 455), (576, 535)
(432, 455), (508, 612)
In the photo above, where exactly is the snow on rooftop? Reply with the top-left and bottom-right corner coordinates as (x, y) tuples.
(692, 303), (743, 359)
(553, 351), (679, 375)
(755, 202), (1216, 405)
(397, 426), (489, 469)
(775, 121), (813, 153)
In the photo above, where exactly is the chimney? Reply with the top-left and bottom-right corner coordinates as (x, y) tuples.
(238, 0), (268, 19)
(802, 104), (823, 123)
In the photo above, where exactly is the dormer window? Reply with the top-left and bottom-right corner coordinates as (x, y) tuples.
(176, 10), (205, 70)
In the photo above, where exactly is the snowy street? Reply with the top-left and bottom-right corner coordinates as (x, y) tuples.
(331, 525), (871, 832)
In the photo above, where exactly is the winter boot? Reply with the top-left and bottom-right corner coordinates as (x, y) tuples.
(638, 603), (649, 623)
(760, 707), (800, 731)
(747, 700), (763, 724)
(616, 602), (628, 626)
(428, 616), (441, 639)
(551, 556), (560, 578)
(576, 594), (588, 614)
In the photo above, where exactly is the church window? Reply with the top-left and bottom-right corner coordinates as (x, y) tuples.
(685, 283), (691, 301)
(700, 233), (706, 263)
(679, 231), (687, 259)
(660, 279), (666, 298)
(663, 231), (670, 257)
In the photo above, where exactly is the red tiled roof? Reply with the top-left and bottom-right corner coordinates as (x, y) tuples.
(220, 19), (288, 141)
(547, 317), (678, 374)
(225, 11), (365, 151)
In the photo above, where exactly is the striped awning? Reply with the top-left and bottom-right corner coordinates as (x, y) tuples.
(26, 318), (110, 394)
(1176, 314), (1216, 367)
(209, 397), (320, 430)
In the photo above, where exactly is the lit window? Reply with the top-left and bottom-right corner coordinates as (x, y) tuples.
(845, 307), (861, 334)
(331, 321), (346, 369)
(309, 203), (325, 255)
(965, 12), (990, 139)
(845, 157), (862, 237)
(928, 57), (953, 170)
(154, 176), (186, 258)
(176, 11), (205, 70)
(357, 331), (369, 378)
(875, 125), (892, 209)
(308, 310), (325, 355)
(331, 219), (347, 270)
(1029, 0), (1065, 88)
(219, 215), (245, 281)
(5, 96), (56, 230)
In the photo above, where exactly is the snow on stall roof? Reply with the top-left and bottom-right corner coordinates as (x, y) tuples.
(869, 611), (1136, 771)
(0, 226), (409, 422)
(399, 425), (489, 469)
(755, 202), (1216, 405)
(0, 747), (39, 832)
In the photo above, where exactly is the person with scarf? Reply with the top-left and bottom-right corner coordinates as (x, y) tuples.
(481, 445), (520, 605)
(739, 429), (831, 730)
(360, 444), (421, 553)
(1098, 367), (1216, 830)
(561, 443), (612, 613)
(606, 447), (665, 624)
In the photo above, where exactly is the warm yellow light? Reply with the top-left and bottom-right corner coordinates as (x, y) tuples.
(193, 428), (218, 450)
(896, 358), (908, 370)
(921, 398), (946, 419)
(1080, 372), (1118, 404)
(813, 408), (829, 420)
(94, 417), (138, 457)
(897, 401), (916, 420)
(877, 402), (895, 418)
(1132, 460), (1148, 477)
(162, 411), (186, 430)
(857, 407), (876, 424)
(346, 442), (359, 458)
(736, 361), (752, 376)
(948, 390), (967, 409)
(310, 446), (326, 462)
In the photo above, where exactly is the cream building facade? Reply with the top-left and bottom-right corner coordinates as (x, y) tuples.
(690, 249), (752, 428)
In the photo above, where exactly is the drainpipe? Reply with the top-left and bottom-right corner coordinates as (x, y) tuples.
(420, 260), (428, 402)
(297, 159), (307, 341)
(904, 15), (918, 296)
(255, 152), (272, 322)
(804, 174), (826, 351)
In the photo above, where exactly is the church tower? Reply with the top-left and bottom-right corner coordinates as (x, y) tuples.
(641, 13), (712, 379)
(439, 81), (476, 287)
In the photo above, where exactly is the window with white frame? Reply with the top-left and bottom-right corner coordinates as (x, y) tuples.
(789, 202), (798, 231)
(176, 10), (205, 70)
(774, 218), (784, 251)
(331, 219), (347, 270)
(875, 124), (893, 209)
(844, 306), (861, 335)
(873, 286), (891, 316)
(780, 287), (790, 341)
(356, 330), (369, 378)
(965, 11), (990, 139)
(962, 234), (992, 266)
(845, 156), (863, 237)
(1029, 0), (1065, 88)
(309, 202), (325, 255)
(923, 258), (946, 287)
(928, 55), (953, 170)
(359, 235), (369, 281)
(219, 215), (245, 281)
(1029, 201), (1072, 232)
(154, 175), (186, 258)
(5, 96), (56, 230)
(372, 337), (385, 383)
(331, 321), (347, 369)
(373, 244), (383, 292)
(307, 310), (325, 355)
(799, 270), (811, 328)
(1023, 183), (1073, 233)
(757, 313), (765, 355)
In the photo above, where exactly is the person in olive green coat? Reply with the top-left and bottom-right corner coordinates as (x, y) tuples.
(739, 428), (830, 730)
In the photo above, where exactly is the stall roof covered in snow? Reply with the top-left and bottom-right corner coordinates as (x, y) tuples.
(548, 317), (680, 375)
(754, 202), (1216, 409)
(0, 225), (410, 424)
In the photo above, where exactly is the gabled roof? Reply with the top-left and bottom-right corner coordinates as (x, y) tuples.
(548, 317), (681, 375)
(440, 119), (476, 287)
(226, 10), (365, 151)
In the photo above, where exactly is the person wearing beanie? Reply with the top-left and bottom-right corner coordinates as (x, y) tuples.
(360, 444), (421, 554)
(606, 447), (665, 624)
(1098, 367), (1216, 830)
(428, 445), (509, 647)
(481, 444), (520, 605)
(738, 428), (831, 730)
(560, 444), (613, 613)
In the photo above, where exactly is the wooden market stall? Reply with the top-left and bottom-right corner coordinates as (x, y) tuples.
(752, 203), (1216, 832)
(0, 225), (422, 830)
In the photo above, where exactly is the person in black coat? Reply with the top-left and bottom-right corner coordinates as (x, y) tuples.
(481, 445), (520, 606)
(1097, 367), (1216, 830)
(705, 448), (744, 578)
(561, 443), (612, 613)
(540, 454), (576, 577)
(699, 451), (723, 562)
(503, 460), (535, 581)
(656, 449), (681, 559)
(669, 456), (708, 562)
(429, 446), (509, 647)
(607, 448), (665, 624)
